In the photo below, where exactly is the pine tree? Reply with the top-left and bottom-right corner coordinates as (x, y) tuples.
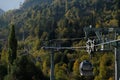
(8, 25), (17, 65)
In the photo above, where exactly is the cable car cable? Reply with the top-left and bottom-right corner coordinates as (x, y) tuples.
(42, 39), (120, 50)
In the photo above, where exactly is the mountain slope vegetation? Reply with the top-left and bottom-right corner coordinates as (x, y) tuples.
(0, 0), (119, 80)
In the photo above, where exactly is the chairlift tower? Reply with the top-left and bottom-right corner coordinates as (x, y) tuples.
(84, 26), (120, 80)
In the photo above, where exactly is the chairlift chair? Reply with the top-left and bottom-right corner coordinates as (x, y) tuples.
(79, 60), (94, 76)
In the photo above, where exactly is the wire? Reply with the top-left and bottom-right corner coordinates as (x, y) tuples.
(47, 35), (99, 43)
(42, 46), (86, 50)
(48, 37), (86, 42)
(42, 27), (120, 43)
(42, 39), (120, 50)
(95, 39), (120, 47)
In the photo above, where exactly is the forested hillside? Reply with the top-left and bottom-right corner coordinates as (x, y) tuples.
(0, 0), (119, 80)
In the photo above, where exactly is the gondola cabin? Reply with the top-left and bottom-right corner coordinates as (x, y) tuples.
(80, 60), (93, 76)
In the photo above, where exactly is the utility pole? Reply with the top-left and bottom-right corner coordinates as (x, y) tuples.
(50, 50), (54, 80)
(43, 47), (55, 80)
(114, 30), (120, 80)
(115, 31), (120, 80)
(115, 42), (120, 80)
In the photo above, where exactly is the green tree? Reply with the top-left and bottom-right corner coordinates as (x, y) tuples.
(8, 25), (17, 64)
(99, 53), (114, 80)
(73, 59), (80, 75)
(55, 63), (68, 80)
(1, 49), (9, 65)
(5, 56), (45, 80)
(0, 64), (7, 80)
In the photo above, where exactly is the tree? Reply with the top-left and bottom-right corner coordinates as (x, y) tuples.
(73, 59), (79, 75)
(1, 49), (9, 65)
(99, 53), (114, 80)
(55, 63), (68, 80)
(8, 25), (17, 64)
(4, 56), (45, 80)
(0, 64), (7, 80)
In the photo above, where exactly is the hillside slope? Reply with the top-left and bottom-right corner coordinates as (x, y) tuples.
(0, 0), (119, 40)
(0, 0), (119, 80)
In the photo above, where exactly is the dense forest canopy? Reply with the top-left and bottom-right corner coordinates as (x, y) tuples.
(0, 0), (119, 80)
(0, 0), (119, 40)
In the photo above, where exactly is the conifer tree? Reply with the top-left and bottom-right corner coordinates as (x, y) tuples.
(8, 25), (17, 64)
